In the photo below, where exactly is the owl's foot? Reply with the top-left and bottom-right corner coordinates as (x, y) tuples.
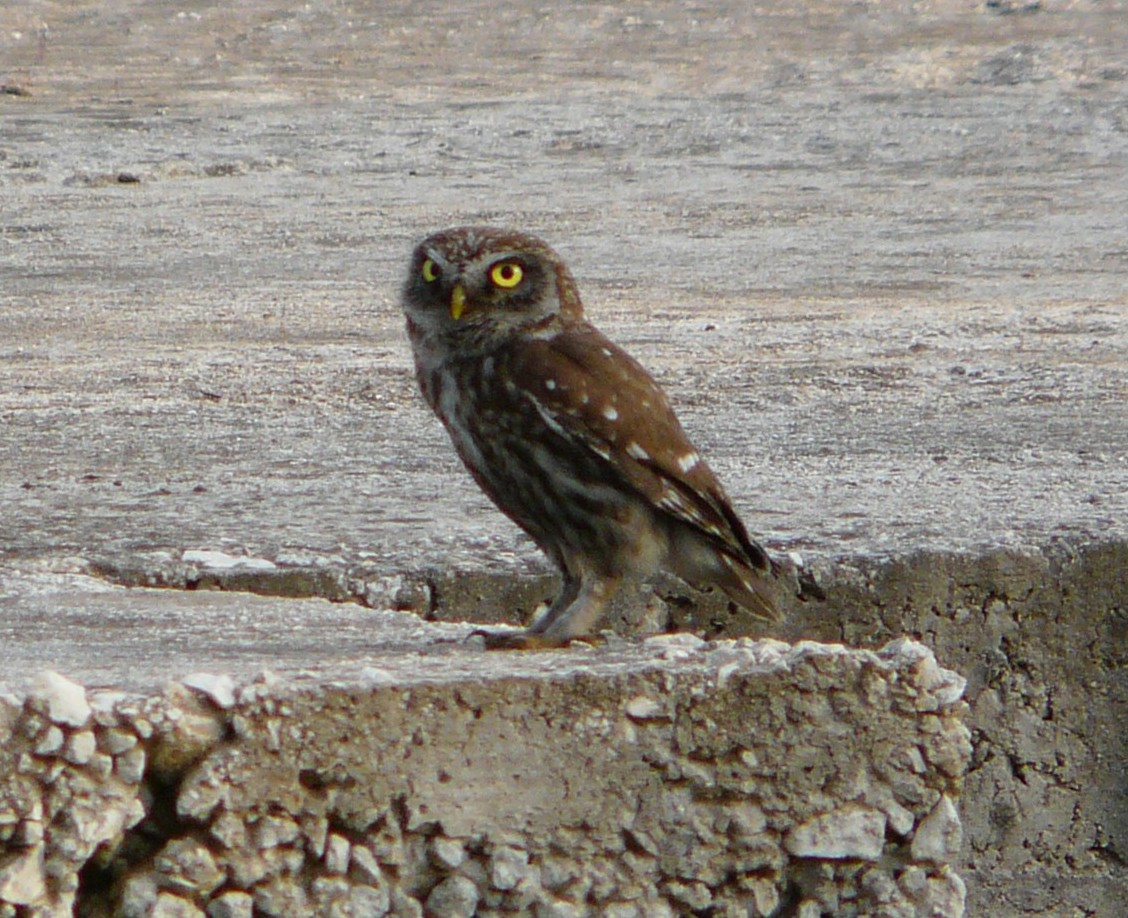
(466, 628), (600, 651)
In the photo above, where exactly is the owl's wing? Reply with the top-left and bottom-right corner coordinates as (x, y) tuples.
(506, 325), (772, 577)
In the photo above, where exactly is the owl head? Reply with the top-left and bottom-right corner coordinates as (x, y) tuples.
(402, 226), (584, 344)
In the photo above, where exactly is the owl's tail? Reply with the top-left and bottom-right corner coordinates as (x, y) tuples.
(717, 553), (783, 622)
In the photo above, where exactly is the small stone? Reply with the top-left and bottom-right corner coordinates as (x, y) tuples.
(207, 890), (254, 918)
(33, 725), (65, 756)
(389, 888), (424, 918)
(324, 833), (350, 874)
(425, 875), (479, 918)
(910, 796), (963, 863)
(302, 814), (329, 858)
(534, 898), (587, 918)
(340, 884), (391, 917)
(489, 846), (529, 890)
(16, 818), (44, 846)
(99, 727), (138, 755)
(151, 892), (206, 918)
(116, 745), (147, 784)
(350, 844), (383, 885)
(0, 843), (46, 905)
(255, 814), (300, 849)
(624, 695), (664, 720)
(665, 880), (712, 909)
(64, 730), (97, 765)
(86, 751), (114, 779)
(729, 801), (768, 838)
(209, 811), (246, 849)
(431, 836), (466, 870)
(181, 673), (238, 709)
(312, 876), (351, 902)
(796, 900), (822, 918)
(89, 690), (130, 724)
(881, 798), (916, 837)
(30, 671), (91, 727)
(155, 838), (225, 896)
(120, 874), (159, 918)
(182, 549), (276, 571)
(785, 806), (886, 861)
(743, 876), (780, 916)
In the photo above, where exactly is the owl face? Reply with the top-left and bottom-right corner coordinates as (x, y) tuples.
(402, 226), (580, 343)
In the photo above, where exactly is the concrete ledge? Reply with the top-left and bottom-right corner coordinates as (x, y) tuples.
(1, 638), (968, 918)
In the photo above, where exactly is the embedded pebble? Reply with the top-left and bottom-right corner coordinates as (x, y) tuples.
(181, 674), (238, 710)
(424, 875), (480, 918)
(324, 834), (351, 874)
(33, 726), (64, 756)
(30, 671), (91, 728)
(63, 730), (97, 765)
(911, 796), (963, 863)
(181, 549), (276, 571)
(785, 806), (887, 860)
(205, 890), (254, 918)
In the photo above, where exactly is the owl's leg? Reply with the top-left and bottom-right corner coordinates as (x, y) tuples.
(528, 572), (619, 643)
(473, 571), (618, 650)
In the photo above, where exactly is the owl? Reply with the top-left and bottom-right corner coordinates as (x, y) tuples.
(401, 226), (780, 648)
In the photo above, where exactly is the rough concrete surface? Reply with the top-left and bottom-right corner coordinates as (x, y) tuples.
(2, 637), (970, 918)
(2, 1), (1127, 915)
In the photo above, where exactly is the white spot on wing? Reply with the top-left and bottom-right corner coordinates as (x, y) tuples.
(677, 451), (701, 474)
(626, 442), (650, 461)
(603, 406), (619, 421)
(545, 379), (557, 390)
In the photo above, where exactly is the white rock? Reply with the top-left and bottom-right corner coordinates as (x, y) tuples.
(489, 845), (530, 890)
(350, 844), (383, 885)
(425, 875), (479, 918)
(30, 671), (91, 727)
(33, 725), (65, 756)
(100, 726), (139, 755)
(255, 814), (300, 849)
(324, 833), (350, 874)
(181, 673), (238, 709)
(624, 695), (664, 720)
(0, 843), (46, 905)
(116, 745), (147, 784)
(151, 891), (206, 918)
(911, 795), (963, 863)
(64, 730), (97, 765)
(207, 890), (254, 918)
(785, 806), (887, 860)
(344, 884), (391, 917)
(431, 836), (467, 870)
(155, 837), (225, 896)
(880, 798), (917, 837)
(182, 549), (276, 571)
(120, 873), (159, 918)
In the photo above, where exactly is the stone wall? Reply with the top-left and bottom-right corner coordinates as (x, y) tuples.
(1, 638), (968, 917)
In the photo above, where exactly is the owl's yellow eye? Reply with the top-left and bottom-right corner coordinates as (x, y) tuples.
(421, 259), (439, 283)
(489, 262), (524, 289)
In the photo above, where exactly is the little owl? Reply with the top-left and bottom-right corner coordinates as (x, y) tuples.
(401, 226), (780, 648)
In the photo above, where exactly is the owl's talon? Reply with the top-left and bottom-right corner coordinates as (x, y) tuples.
(466, 628), (583, 651)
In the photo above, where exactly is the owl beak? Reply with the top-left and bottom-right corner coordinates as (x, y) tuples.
(450, 283), (467, 320)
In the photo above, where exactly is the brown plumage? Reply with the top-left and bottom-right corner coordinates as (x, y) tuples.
(401, 226), (779, 648)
